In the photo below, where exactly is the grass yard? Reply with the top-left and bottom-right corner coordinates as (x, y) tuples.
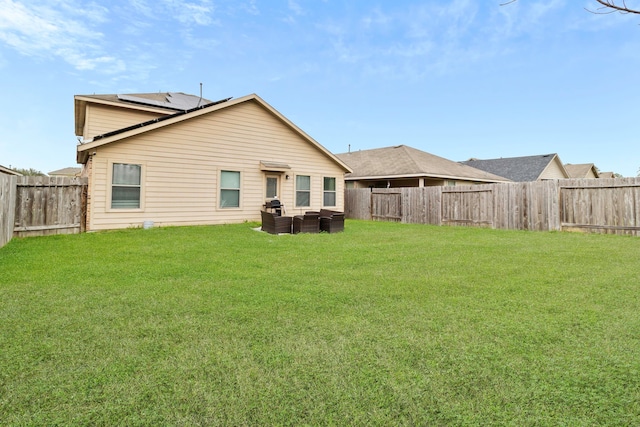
(1, 220), (639, 426)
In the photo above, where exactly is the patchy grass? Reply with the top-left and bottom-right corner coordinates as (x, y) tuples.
(1, 221), (639, 425)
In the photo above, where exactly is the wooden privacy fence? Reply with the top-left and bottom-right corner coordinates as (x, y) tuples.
(10, 176), (87, 240)
(0, 174), (17, 248)
(345, 178), (640, 236)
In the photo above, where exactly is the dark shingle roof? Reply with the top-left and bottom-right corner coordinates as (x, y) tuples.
(336, 145), (510, 182)
(461, 154), (559, 182)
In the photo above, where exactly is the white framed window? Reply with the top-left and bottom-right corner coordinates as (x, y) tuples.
(220, 170), (241, 208)
(323, 177), (336, 207)
(266, 175), (278, 199)
(296, 175), (310, 207)
(111, 163), (142, 209)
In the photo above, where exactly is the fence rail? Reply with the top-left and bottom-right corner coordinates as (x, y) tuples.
(345, 178), (640, 236)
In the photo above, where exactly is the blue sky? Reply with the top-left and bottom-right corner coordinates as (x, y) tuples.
(1, 0), (638, 176)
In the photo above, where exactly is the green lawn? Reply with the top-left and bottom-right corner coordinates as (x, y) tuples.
(1, 221), (639, 426)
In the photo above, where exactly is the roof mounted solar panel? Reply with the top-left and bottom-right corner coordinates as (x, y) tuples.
(166, 92), (207, 110)
(117, 93), (209, 111)
(117, 94), (180, 110)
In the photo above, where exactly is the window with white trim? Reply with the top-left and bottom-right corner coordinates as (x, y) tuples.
(111, 163), (141, 209)
(296, 175), (310, 207)
(323, 177), (336, 207)
(266, 176), (278, 199)
(220, 170), (241, 208)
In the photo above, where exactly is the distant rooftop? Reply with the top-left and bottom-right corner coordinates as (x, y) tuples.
(49, 167), (82, 177)
(336, 145), (510, 183)
(564, 163), (599, 179)
(0, 164), (22, 175)
(461, 154), (562, 182)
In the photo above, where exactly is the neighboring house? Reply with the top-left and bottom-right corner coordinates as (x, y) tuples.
(335, 145), (510, 189)
(0, 165), (22, 175)
(461, 153), (569, 182)
(49, 167), (82, 177)
(598, 171), (616, 179)
(564, 163), (599, 179)
(75, 92), (351, 231)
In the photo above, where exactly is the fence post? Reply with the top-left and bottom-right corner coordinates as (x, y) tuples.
(0, 174), (17, 248)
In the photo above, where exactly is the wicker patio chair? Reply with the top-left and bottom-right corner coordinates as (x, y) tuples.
(319, 209), (345, 233)
(293, 212), (320, 234)
(261, 210), (292, 234)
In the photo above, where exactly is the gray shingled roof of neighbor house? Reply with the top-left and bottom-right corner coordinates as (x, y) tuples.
(461, 153), (563, 182)
(336, 145), (510, 183)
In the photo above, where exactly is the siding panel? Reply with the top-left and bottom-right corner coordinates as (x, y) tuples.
(87, 100), (346, 230)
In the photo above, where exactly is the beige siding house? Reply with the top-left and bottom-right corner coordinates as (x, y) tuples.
(75, 92), (351, 231)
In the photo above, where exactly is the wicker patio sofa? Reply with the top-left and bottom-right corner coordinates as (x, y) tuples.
(318, 209), (345, 233)
(293, 212), (320, 234)
(261, 210), (292, 234)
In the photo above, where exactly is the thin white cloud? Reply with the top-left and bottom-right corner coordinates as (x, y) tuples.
(242, 0), (260, 16)
(0, 0), (109, 70)
(362, 8), (392, 29)
(318, 2), (486, 79)
(160, 0), (216, 25)
(288, 0), (304, 16)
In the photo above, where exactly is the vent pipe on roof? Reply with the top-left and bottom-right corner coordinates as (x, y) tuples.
(348, 144), (351, 153)
(196, 83), (203, 108)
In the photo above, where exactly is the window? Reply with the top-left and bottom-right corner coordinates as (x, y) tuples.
(323, 177), (336, 207)
(296, 175), (310, 207)
(111, 163), (141, 209)
(220, 170), (240, 208)
(266, 176), (278, 199)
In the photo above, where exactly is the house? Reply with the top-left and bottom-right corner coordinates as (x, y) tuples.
(564, 163), (599, 179)
(75, 92), (351, 231)
(0, 165), (21, 176)
(598, 171), (616, 179)
(335, 145), (510, 188)
(48, 167), (82, 177)
(461, 153), (569, 182)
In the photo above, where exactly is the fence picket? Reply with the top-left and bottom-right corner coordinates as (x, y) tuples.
(345, 178), (640, 236)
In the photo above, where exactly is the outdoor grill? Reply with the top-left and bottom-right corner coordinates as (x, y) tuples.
(264, 199), (283, 216)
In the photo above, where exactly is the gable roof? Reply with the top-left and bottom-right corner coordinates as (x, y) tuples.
(335, 145), (510, 183)
(461, 153), (567, 182)
(76, 93), (351, 173)
(564, 163), (599, 178)
(48, 167), (82, 177)
(74, 92), (215, 136)
(0, 164), (22, 175)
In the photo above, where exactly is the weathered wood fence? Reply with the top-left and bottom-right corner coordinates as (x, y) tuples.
(345, 178), (640, 236)
(0, 176), (87, 248)
(0, 174), (17, 248)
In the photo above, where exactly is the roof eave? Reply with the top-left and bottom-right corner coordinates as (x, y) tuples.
(346, 173), (510, 183)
